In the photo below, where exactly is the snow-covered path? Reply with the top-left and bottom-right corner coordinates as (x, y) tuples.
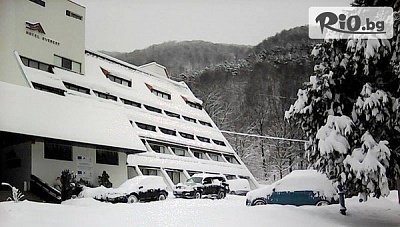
(1, 192), (399, 227)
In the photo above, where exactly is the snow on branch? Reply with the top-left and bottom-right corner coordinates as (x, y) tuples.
(343, 131), (390, 197)
(353, 83), (390, 123)
(316, 115), (353, 156)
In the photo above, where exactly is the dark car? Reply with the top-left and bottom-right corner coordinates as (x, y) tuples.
(79, 176), (168, 203)
(173, 174), (229, 199)
(246, 170), (339, 206)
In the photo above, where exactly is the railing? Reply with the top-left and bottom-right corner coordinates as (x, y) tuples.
(30, 175), (61, 204)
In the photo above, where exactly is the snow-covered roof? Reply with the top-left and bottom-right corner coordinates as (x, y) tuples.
(12, 50), (234, 156)
(139, 62), (169, 79)
(0, 81), (146, 153)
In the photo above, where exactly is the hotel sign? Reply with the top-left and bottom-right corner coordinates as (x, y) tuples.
(25, 21), (60, 46)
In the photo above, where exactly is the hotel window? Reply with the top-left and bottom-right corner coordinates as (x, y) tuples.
(107, 74), (131, 87)
(149, 143), (168, 154)
(208, 153), (223, 162)
(171, 147), (187, 157)
(151, 89), (171, 100)
(224, 155), (239, 164)
(93, 90), (117, 101)
(212, 139), (226, 146)
(144, 105), (162, 114)
(165, 111), (180, 119)
(121, 98), (141, 108)
(54, 55), (81, 73)
(101, 68), (131, 87)
(225, 174), (237, 180)
(197, 136), (210, 143)
(199, 120), (213, 127)
(32, 82), (65, 96)
(136, 122), (156, 132)
(146, 83), (171, 100)
(179, 132), (194, 140)
(63, 82), (90, 94)
(20, 56), (54, 73)
(140, 168), (158, 176)
(182, 116), (196, 123)
(166, 170), (181, 185)
(186, 101), (202, 110)
(29, 0), (45, 7)
(191, 149), (207, 160)
(66, 10), (83, 21)
(96, 150), (119, 165)
(159, 127), (176, 136)
(44, 142), (72, 161)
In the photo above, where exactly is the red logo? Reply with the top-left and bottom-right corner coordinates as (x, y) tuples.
(25, 22), (46, 34)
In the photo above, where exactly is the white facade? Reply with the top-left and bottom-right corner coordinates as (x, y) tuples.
(0, 0), (259, 191)
(0, 0), (85, 86)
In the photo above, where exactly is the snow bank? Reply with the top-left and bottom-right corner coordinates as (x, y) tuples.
(1, 192), (400, 227)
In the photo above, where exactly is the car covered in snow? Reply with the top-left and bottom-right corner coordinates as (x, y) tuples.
(227, 178), (251, 196)
(173, 174), (229, 199)
(246, 170), (339, 206)
(79, 175), (168, 203)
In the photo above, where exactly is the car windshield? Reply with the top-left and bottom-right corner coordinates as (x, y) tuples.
(186, 177), (203, 184)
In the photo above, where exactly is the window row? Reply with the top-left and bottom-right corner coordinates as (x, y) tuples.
(20, 55), (81, 74)
(145, 140), (239, 164)
(32, 82), (65, 96)
(20, 56), (54, 73)
(134, 121), (225, 146)
(43, 142), (119, 165)
(119, 96), (212, 128)
(138, 166), (247, 183)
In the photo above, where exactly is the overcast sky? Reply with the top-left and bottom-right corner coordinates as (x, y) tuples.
(73, 0), (351, 52)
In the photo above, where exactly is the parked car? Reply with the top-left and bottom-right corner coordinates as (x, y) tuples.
(79, 176), (168, 203)
(227, 178), (251, 196)
(173, 174), (229, 199)
(246, 170), (339, 206)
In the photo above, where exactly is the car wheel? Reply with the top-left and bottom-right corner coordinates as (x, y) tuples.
(127, 195), (138, 204)
(158, 193), (167, 201)
(316, 200), (330, 206)
(252, 199), (266, 206)
(217, 191), (225, 199)
(194, 191), (202, 199)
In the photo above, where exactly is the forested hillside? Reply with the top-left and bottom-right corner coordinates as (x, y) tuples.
(110, 26), (319, 182)
(104, 40), (250, 78)
(188, 26), (319, 181)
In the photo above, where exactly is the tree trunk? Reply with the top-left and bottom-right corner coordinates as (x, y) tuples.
(397, 176), (400, 204)
(261, 141), (268, 180)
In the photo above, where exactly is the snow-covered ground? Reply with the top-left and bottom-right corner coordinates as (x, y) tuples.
(1, 191), (399, 227)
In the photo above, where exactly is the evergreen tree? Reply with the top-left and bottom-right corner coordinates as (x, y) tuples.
(285, 1), (400, 199)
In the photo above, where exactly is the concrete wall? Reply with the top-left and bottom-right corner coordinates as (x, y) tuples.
(0, 142), (32, 191)
(0, 0), (85, 86)
(31, 141), (128, 188)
